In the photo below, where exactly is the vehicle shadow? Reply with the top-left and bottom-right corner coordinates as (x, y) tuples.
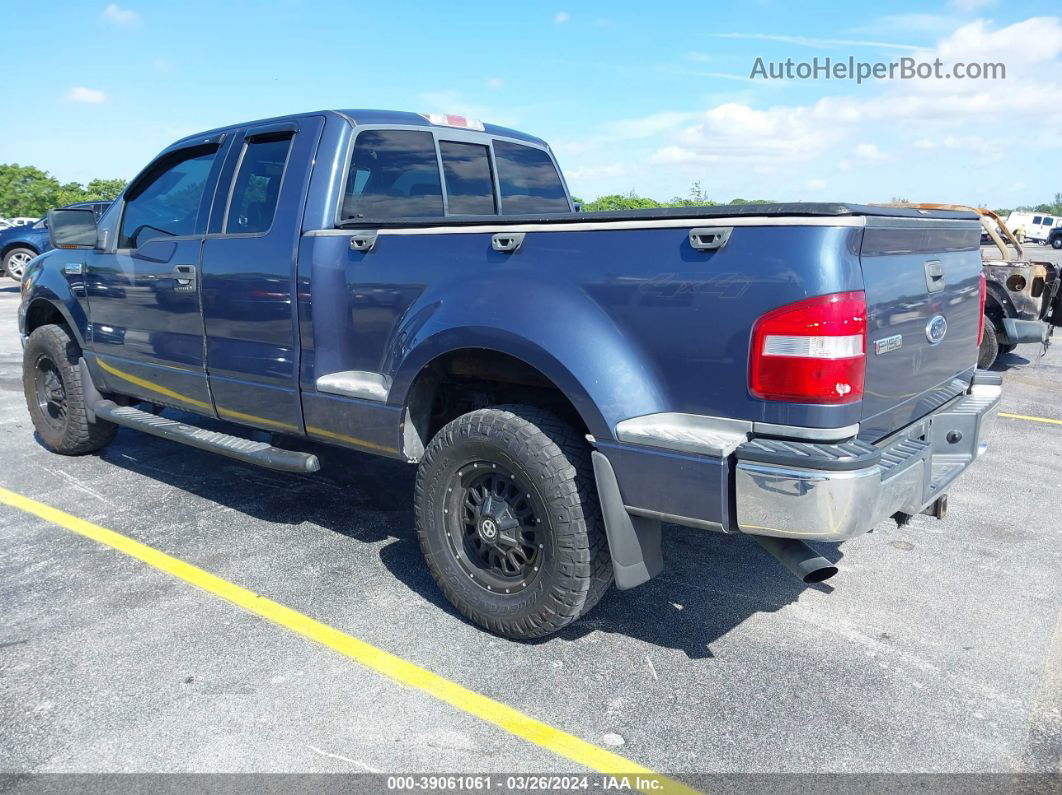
(95, 410), (838, 659)
(0, 285), (21, 294)
(991, 351), (1033, 371)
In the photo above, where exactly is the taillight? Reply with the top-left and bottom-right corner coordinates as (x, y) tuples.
(749, 291), (867, 404)
(977, 273), (987, 346)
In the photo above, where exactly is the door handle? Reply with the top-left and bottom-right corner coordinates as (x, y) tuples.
(689, 227), (732, 251)
(349, 231), (378, 252)
(173, 264), (197, 293)
(924, 260), (945, 293)
(491, 232), (525, 252)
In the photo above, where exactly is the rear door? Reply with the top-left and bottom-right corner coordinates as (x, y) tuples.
(85, 138), (228, 415)
(199, 116), (324, 434)
(858, 217), (983, 440)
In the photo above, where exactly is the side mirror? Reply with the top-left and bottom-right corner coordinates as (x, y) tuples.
(47, 208), (98, 249)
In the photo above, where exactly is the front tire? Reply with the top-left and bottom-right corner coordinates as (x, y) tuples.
(3, 247), (36, 282)
(23, 325), (117, 455)
(977, 318), (1000, 369)
(414, 406), (612, 640)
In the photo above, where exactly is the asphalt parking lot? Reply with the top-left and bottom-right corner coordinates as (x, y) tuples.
(1, 248), (1060, 783)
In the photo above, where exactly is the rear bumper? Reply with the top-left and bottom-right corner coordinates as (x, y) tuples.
(1000, 317), (1050, 345)
(734, 374), (1001, 541)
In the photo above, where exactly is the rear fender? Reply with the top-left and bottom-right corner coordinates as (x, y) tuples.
(387, 282), (670, 440)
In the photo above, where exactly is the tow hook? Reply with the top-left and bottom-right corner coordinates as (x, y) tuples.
(923, 494), (949, 520)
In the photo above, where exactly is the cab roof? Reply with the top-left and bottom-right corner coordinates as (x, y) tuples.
(170, 109), (548, 150)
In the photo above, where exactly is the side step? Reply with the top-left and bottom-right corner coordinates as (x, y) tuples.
(94, 400), (320, 474)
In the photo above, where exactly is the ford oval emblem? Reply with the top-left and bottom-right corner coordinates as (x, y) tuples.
(925, 314), (948, 345)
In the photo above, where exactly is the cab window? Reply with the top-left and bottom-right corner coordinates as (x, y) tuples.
(341, 130), (443, 220)
(439, 141), (495, 215)
(493, 140), (569, 214)
(119, 144), (219, 248)
(225, 134), (293, 234)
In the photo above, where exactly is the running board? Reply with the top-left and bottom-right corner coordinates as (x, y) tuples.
(93, 400), (320, 473)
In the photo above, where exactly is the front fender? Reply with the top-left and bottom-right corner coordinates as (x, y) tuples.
(18, 250), (88, 348)
(386, 278), (670, 440)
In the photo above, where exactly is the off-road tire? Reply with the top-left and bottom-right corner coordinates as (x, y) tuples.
(23, 324), (117, 455)
(999, 343), (1016, 355)
(977, 318), (999, 369)
(1052, 236), (1062, 250)
(414, 405), (612, 639)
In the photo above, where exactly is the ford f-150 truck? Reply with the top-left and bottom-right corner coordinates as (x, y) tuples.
(20, 109), (1001, 639)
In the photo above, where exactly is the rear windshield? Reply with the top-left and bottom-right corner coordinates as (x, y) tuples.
(493, 140), (569, 214)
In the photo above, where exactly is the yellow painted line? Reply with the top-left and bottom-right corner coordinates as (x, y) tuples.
(306, 424), (399, 455)
(217, 406), (299, 433)
(0, 487), (695, 793)
(1000, 411), (1062, 426)
(96, 358), (213, 412)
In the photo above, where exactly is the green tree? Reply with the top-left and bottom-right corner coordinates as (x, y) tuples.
(0, 164), (62, 217)
(0, 163), (126, 218)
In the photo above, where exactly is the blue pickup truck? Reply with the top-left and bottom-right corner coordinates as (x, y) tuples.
(19, 109), (1001, 638)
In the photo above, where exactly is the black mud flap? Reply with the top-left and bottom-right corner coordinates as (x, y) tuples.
(591, 451), (663, 590)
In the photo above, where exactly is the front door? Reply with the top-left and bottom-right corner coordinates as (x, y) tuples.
(85, 139), (227, 415)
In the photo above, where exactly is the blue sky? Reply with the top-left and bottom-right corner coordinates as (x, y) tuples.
(4, 0), (1060, 206)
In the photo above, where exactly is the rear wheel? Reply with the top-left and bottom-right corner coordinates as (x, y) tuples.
(3, 247), (36, 282)
(414, 405), (612, 639)
(999, 343), (1017, 355)
(977, 317), (1000, 369)
(1052, 237), (1062, 250)
(22, 325), (117, 454)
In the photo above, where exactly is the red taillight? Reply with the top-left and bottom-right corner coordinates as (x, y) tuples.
(977, 273), (987, 346)
(749, 291), (867, 404)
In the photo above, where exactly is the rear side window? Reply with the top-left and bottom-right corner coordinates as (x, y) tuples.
(493, 141), (569, 214)
(439, 141), (496, 215)
(342, 130), (442, 219)
(226, 135), (293, 234)
(119, 145), (218, 248)
(1044, 216), (1055, 226)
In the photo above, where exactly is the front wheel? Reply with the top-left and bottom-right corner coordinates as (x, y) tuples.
(22, 325), (117, 455)
(3, 247), (36, 282)
(414, 406), (612, 640)
(977, 317), (1000, 369)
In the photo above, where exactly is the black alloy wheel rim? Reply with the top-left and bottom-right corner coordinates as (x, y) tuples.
(34, 354), (68, 432)
(444, 461), (544, 594)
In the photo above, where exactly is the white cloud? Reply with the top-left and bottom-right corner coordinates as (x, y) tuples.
(806, 179), (827, 191)
(152, 57), (174, 73)
(554, 11), (569, 24)
(102, 3), (138, 25)
(67, 86), (107, 103)
(855, 143), (886, 160)
(566, 163), (628, 180)
(705, 32), (919, 51)
(949, 0), (995, 12)
(486, 77), (504, 89)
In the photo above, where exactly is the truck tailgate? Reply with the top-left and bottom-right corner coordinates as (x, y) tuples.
(859, 219), (983, 440)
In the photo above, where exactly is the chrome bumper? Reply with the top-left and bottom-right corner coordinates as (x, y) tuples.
(734, 381), (1002, 541)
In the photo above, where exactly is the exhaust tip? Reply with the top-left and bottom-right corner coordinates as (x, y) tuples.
(802, 564), (838, 584)
(753, 535), (840, 584)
